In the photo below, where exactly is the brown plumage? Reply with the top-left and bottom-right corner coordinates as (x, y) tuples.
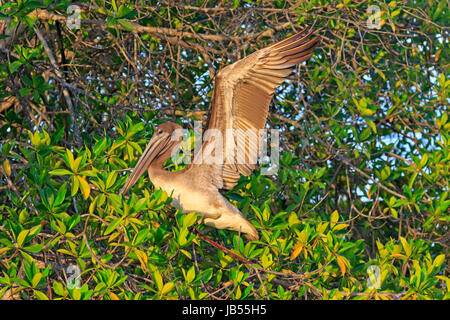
(204, 28), (319, 189)
(121, 28), (319, 241)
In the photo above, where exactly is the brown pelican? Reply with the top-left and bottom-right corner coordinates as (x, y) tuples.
(121, 28), (319, 241)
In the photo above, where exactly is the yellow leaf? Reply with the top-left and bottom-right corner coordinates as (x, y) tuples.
(390, 253), (406, 258)
(433, 254), (445, 267)
(134, 249), (148, 271)
(399, 236), (411, 256)
(336, 255), (346, 276)
(160, 282), (175, 296)
(0, 247), (11, 255)
(16, 229), (30, 247)
(389, 20), (396, 33)
(57, 248), (75, 256)
(78, 176), (90, 200)
(66, 149), (75, 169)
(361, 108), (376, 116)
(223, 280), (233, 287)
(72, 288), (81, 300)
(73, 156), (82, 172)
(333, 223), (349, 231)
(375, 68), (386, 81)
(330, 210), (339, 224)
(32, 273), (42, 288)
(281, 269), (296, 275)
(152, 270), (163, 292)
(151, 221), (161, 228)
(110, 292), (120, 300)
(435, 49), (441, 62)
(290, 243), (304, 260)
(413, 82), (421, 92)
(3, 159), (11, 176)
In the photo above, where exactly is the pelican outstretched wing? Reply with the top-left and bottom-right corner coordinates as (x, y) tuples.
(202, 28), (319, 189)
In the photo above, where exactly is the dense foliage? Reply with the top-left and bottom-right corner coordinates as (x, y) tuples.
(0, 0), (448, 300)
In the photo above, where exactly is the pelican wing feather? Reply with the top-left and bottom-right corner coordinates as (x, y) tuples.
(203, 28), (319, 189)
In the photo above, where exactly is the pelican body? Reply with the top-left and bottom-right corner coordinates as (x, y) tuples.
(121, 28), (319, 241)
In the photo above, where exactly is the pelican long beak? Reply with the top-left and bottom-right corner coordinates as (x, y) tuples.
(120, 133), (170, 194)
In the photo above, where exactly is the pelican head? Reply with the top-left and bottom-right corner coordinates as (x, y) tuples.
(121, 122), (182, 194)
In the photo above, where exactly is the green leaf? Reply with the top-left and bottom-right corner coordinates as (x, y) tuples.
(106, 171), (117, 189)
(9, 60), (23, 73)
(23, 0), (44, 10)
(133, 229), (149, 246)
(118, 19), (134, 31)
(381, 166), (391, 180)
(54, 182), (68, 207)
(19, 88), (32, 96)
(200, 268), (213, 283)
(49, 169), (73, 175)
(104, 217), (123, 235)
(183, 212), (197, 228)
(78, 170), (98, 177)
(53, 281), (66, 296)
(24, 243), (44, 253)
(67, 214), (80, 231)
(93, 137), (107, 155)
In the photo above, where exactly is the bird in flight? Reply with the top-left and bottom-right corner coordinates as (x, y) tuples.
(121, 28), (319, 241)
